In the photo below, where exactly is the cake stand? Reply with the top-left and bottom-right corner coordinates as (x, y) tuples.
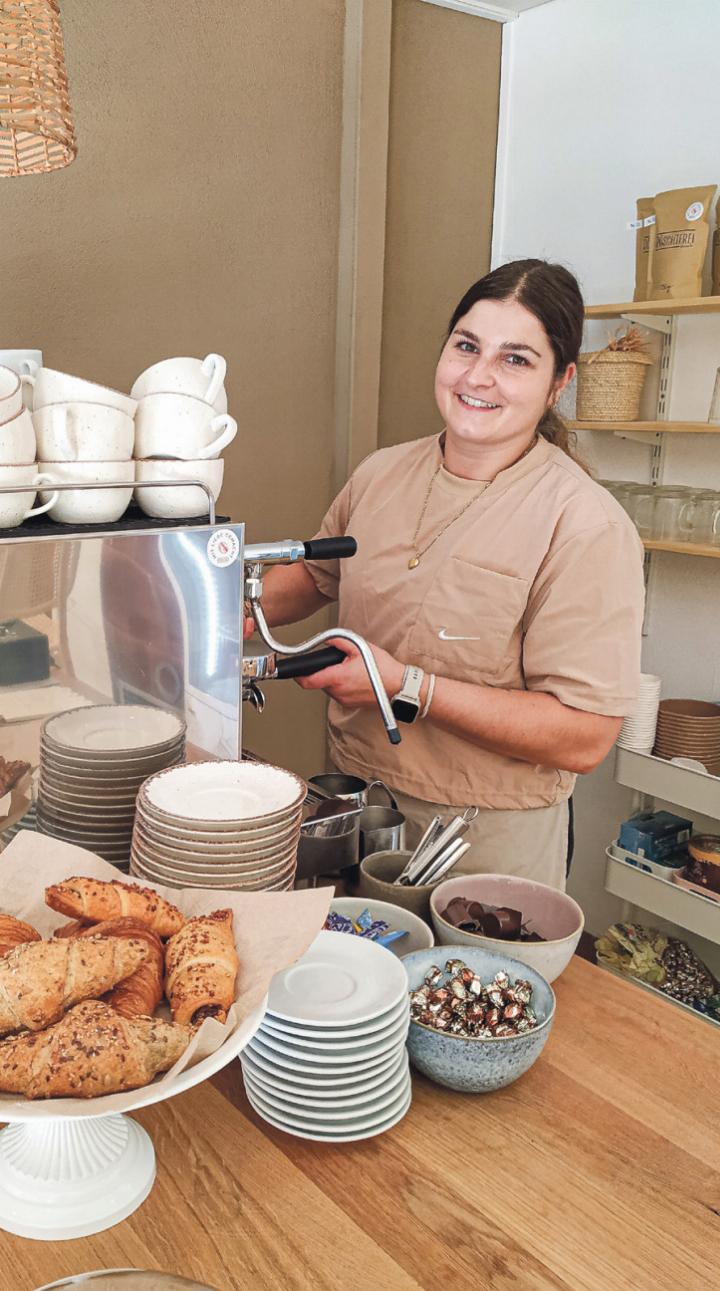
(0, 999), (266, 1242)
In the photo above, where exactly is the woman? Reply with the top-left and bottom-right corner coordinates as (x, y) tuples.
(248, 260), (645, 888)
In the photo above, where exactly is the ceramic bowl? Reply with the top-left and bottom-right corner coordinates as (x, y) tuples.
(329, 897), (434, 958)
(356, 850), (443, 922)
(403, 945), (555, 1093)
(429, 873), (584, 983)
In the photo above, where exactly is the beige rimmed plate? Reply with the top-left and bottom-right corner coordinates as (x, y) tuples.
(132, 821), (300, 862)
(129, 857), (294, 891)
(129, 841), (296, 884)
(43, 705), (185, 754)
(141, 760), (306, 828)
(130, 837), (298, 875)
(133, 807), (301, 850)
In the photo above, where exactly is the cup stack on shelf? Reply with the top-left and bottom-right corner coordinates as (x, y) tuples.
(241, 930), (412, 1142)
(0, 352), (235, 528)
(652, 699), (720, 776)
(616, 673), (662, 752)
(132, 354), (236, 520)
(0, 364), (59, 528)
(36, 705), (185, 869)
(606, 481), (720, 547)
(131, 760), (304, 890)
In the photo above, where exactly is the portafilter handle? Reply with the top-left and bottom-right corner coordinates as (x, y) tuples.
(244, 536), (401, 746)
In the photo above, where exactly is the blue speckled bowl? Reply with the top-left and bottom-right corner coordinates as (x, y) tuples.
(403, 945), (556, 1093)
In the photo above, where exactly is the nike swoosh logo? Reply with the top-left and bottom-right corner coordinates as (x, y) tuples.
(438, 627), (482, 641)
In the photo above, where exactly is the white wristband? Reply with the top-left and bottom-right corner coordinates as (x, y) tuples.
(420, 673), (436, 719)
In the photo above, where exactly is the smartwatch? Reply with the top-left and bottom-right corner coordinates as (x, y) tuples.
(390, 664), (425, 724)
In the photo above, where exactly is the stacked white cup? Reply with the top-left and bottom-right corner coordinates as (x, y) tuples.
(26, 363), (137, 525)
(617, 673), (662, 752)
(0, 364), (59, 527)
(132, 353), (235, 519)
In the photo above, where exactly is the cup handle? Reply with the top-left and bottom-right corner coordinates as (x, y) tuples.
(366, 779), (398, 809)
(27, 473), (59, 518)
(677, 500), (696, 538)
(197, 413), (237, 459)
(51, 404), (74, 459)
(201, 353), (227, 406)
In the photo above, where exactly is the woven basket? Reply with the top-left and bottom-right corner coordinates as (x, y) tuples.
(576, 349), (652, 422)
(0, 0), (77, 177)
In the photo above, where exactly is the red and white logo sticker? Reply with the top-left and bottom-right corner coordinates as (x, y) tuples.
(207, 527), (240, 568)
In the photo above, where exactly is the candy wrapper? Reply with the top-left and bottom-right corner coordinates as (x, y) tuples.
(409, 958), (538, 1039)
(324, 907), (408, 949)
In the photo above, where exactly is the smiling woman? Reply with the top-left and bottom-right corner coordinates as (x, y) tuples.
(250, 260), (646, 890)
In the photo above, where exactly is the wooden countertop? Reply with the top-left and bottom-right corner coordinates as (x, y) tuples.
(2, 958), (718, 1291)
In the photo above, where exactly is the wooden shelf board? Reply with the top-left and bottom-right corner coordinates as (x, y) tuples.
(570, 420), (720, 434)
(643, 540), (720, 559)
(586, 296), (720, 319)
(614, 746), (720, 819)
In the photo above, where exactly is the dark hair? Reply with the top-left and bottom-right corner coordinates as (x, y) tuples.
(446, 259), (586, 465)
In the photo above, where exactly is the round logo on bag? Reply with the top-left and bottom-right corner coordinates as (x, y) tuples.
(207, 527), (240, 568)
(685, 201), (705, 222)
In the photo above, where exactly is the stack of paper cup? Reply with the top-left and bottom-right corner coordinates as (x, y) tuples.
(617, 673), (662, 752)
(132, 354), (235, 519)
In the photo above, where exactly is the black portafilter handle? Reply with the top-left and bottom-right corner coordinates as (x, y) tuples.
(302, 536), (357, 561)
(275, 647), (347, 679)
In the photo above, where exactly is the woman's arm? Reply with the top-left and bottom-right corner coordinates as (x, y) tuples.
(244, 563), (333, 639)
(295, 640), (623, 775)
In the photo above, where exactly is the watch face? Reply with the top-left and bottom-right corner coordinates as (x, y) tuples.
(391, 697), (419, 724)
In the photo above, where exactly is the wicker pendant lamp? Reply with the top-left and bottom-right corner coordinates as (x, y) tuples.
(0, 0), (77, 176)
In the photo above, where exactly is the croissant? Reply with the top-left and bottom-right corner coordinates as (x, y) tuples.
(74, 917), (164, 1018)
(45, 876), (184, 938)
(0, 935), (149, 1036)
(52, 920), (91, 939)
(165, 909), (238, 1026)
(0, 914), (41, 958)
(0, 999), (191, 1098)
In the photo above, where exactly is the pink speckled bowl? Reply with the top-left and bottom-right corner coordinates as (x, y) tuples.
(430, 873), (584, 983)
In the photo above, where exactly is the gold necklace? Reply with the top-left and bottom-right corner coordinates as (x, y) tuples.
(407, 467), (485, 569)
(407, 437), (537, 570)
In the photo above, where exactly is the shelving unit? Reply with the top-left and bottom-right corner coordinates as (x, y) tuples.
(605, 852), (719, 943)
(586, 295), (720, 319)
(614, 747), (720, 817)
(570, 420), (719, 434)
(643, 540), (720, 560)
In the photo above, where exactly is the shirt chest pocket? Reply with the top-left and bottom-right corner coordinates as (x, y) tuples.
(407, 559), (530, 682)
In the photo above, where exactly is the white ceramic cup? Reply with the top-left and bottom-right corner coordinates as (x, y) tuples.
(0, 365), (24, 425)
(0, 407), (36, 464)
(135, 458), (224, 519)
(33, 403), (135, 462)
(0, 465), (59, 527)
(134, 393), (236, 460)
(37, 460), (135, 524)
(22, 363), (137, 417)
(131, 353), (228, 412)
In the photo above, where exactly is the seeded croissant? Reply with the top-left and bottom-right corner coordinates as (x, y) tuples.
(0, 935), (149, 1035)
(0, 999), (191, 1098)
(45, 876), (184, 938)
(66, 916), (164, 1018)
(0, 914), (41, 958)
(165, 909), (238, 1026)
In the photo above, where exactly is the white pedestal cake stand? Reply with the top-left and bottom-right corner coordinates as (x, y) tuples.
(0, 999), (266, 1242)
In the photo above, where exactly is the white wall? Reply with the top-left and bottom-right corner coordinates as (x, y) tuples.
(493, 0), (720, 960)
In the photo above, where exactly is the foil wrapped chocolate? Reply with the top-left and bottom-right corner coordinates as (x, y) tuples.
(441, 897), (546, 942)
(324, 908), (408, 949)
(409, 959), (538, 1040)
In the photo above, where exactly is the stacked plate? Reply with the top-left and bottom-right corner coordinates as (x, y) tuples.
(241, 930), (412, 1141)
(131, 759), (305, 890)
(653, 699), (720, 775)
(617, 673), (662, 752)
(36, 705), (185, 869)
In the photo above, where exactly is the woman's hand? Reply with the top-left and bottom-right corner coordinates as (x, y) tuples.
(295, 638), (405, 708)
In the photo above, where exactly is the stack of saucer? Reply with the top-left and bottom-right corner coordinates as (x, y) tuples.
(131, 759), (305, 890)
(36, 705), (185, 869)
(241, 930), (412, 1141)
(617, 673), (662, 752)
(653, 698), (720, 775)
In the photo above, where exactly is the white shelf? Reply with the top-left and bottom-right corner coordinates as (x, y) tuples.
(614, 747), (720, 820)
(605, 853), (720, 944)
(599, 963), (719, 1030)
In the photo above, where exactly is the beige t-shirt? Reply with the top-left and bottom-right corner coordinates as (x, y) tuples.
(304, 434), (645, 809)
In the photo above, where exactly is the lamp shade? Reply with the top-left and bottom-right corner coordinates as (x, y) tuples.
(0, 0), (77, 176)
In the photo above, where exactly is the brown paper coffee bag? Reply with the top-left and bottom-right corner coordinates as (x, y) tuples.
(633, 197), (655, 301)
(650, 185), (716, 299)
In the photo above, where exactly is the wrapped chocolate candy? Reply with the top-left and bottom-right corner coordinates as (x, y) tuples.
(324, 908), (408, 950)
(409, 959), (538, 1040)
(440, 897), (546, 942)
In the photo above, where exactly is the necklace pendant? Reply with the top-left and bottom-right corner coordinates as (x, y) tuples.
(408, 556), (420, 570)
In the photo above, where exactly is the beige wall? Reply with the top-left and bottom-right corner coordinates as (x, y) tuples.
(379, 0), (501, 449)
(1, 0), (345, 777)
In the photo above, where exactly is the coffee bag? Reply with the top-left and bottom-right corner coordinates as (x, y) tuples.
(650, 185), (716, 300)
(633, 197), (655, 301)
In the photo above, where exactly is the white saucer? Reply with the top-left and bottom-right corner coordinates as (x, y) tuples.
(241, 1044), (404, 1090)
(259, 1008), (409, 1051)
(43, 705), (185, 754)
(263, 993), (409, 1039)
(245, 1080), (412, 1141)
(143, 761), (306, 823)
(247, 1034), (407, 1076)
(267, 929), (408, 1026)
(243, 1065), (410, 1121)
(243, 1054), (409, 1109)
